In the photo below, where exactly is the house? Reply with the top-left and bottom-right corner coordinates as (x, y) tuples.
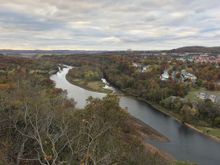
(177, 56), (194, 62)
(161, 69), (197, 83)
(215, 96), (220, 105)
(141, 65), (150, 72)
(198, 92), (220, 104)
(132, 63), (143, 72)
(181, 70), (197, 82)
(198, 92), (207, 100)
(160, 70), (169, 81)
(209, 95), (217, 103)
(132, 63), (141, 68)
(194, 55), (220, 64)
(177, 57), (186, 62)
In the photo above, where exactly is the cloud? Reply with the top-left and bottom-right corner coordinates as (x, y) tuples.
(0, 0), (219, 50)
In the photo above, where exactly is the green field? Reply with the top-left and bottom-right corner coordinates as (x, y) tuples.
(197, 126), (220, 139)
(174, 161), (197, 165)
(67, 78), (112, 94)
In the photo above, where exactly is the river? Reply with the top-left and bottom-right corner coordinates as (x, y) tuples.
(50, 66), (220, 165)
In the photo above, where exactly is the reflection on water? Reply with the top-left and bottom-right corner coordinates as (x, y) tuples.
(50, 66), (220, 165)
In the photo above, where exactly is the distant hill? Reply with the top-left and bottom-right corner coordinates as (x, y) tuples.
(169, 46), (220, 54)
(1, 46), (220, 55)
(0, 49), (104, 56)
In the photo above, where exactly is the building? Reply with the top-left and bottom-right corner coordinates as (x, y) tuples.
(142, 65), (150, 72)
(132, 63), (141, 68)
(194, 55), (220, 64)
(198, 92), (220, 104)
(209, 95), (217, 103)
(160, 69), (197, 83)
(181, 70), (197, 82)
(198, 92), (207, 100)
(160, 70), (169, 81)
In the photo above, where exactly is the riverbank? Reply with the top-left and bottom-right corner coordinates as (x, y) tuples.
(119, 89), (220, 143)
(185, 124), (220, 143)
(128, 114), (169, 142)
(135, 97), (220, 143)
(126, 114), (174, 161)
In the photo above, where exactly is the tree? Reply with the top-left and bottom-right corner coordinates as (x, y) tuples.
(197, 100), (220, 127)
(180, 104), (193, 123)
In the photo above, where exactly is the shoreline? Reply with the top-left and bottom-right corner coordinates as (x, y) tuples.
(185, 123), (220, 143)
(119, 90), (220, 143)
(128, 114), (169, 142)
(136, 97), (220, 143)
(127, 114), (174, 161)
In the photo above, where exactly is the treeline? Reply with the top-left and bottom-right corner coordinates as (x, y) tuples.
(68, 66), (102, 82)
(161, 97), (220, 126)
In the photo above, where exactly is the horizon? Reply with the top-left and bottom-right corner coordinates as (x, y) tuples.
(0, 45), (220, 52)
(0, 0), (220, 50)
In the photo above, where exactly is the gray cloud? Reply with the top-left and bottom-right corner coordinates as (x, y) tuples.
(0, 0), (219, 50)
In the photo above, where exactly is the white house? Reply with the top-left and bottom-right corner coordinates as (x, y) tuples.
(132, 63), (141, 68)
(198, 92), (220, 104)
(181, 70), (197, 82)
(160, 70), (169, 81)
(142, 65), (150, 72)
(209, 95), (217, 103)
(198, 92), (208, 100)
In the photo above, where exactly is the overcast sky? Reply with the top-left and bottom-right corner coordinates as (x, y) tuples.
(0, 0), (220, 50)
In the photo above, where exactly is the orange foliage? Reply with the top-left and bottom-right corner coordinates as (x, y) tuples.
(0, 83), (15, 90)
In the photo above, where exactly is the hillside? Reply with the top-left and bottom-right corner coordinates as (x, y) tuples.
(170, 46), (220, 54)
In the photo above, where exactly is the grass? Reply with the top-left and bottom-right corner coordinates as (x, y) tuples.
(87, 81), (106, 92)
(196, 126), (220, 139)
(173, 161), (197, 165)
(185, 88), (201, 102)
(67, 78), (112, 94)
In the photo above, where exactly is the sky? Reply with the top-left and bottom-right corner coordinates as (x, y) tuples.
(0, 0), (220, 50)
